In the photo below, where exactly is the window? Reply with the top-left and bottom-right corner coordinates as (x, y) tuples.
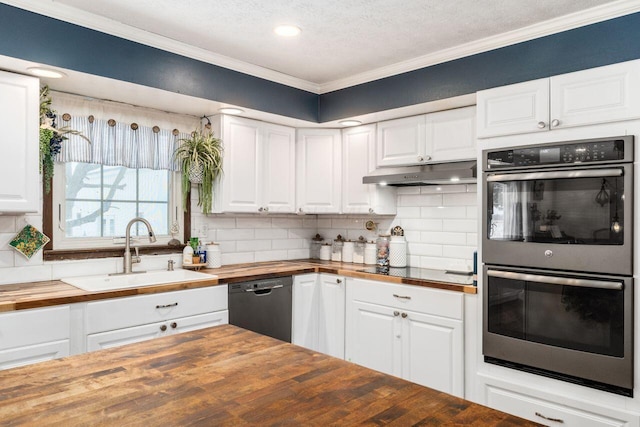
(52, 162), (183, 249)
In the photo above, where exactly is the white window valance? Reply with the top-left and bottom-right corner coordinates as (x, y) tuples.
(51, 92), (200, 171)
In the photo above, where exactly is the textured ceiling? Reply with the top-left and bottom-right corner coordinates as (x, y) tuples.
(46, 0), (623, 85)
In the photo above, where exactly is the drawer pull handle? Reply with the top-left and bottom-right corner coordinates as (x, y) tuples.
(393, 294), (411, 300)
(535, 412), (564, 423)
(156, 302), (178, 309)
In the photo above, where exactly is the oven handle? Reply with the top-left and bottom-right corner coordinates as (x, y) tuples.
(487, 269), (623, 290)
(486, 168), (623, 182)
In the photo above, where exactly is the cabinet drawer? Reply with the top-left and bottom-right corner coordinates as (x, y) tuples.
(86, 286), (227, 334)
(0, 306), (70, 350)
(348, 279), (463, 320)
(87, 311), (228, 351)
(0, 340), (69, 370)
(486, 385), (635, 427)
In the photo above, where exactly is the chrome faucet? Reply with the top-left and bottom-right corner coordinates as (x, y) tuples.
(122, 217), (157, 274)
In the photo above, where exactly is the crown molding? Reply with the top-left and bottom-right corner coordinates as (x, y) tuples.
(1, 0), (322, 93)
(3, 0), (640, 95)
(318, 0), (640, 93)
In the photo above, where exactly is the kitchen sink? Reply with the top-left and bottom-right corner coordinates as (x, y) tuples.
(61, 269), (217, 292)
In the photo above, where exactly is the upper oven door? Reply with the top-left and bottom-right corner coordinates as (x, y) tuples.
(483, 164), (633, 275)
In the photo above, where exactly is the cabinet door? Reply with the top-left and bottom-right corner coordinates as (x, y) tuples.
(0, 71), (39, 212)
(292, 274), (319, 350)
(376, 115), (427, 167)
(346, 300), (401, 377)
(87, 321), (165, 351)
(220, 116), (262, 213)
(262, 123), (296, 213)
(426, 106), (477, 162)
(0, 340), (69, 370)
(551, 60), (640, 129)
(342, 124), (396, 215)
(402, 310), (463, 397)
(296, 129), (341, 214)
(166, 311), (228, 335)
(317, 274), (345, 359)
(476, 79), (550, 138)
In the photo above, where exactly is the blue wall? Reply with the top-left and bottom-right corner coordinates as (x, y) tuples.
(1, 4), (640, 123)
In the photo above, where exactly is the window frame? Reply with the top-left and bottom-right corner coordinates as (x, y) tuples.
(50, 162), (184, 251)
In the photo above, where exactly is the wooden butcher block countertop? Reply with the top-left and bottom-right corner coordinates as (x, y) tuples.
(0, 325), (536, 426)
(0, 260), (476, 312)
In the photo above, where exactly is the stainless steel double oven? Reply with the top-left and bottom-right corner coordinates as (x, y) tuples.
(482, 136), (634, 396)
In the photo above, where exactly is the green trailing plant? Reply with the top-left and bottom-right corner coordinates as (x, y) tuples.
(173, 129), (223, 214)
(39, 85), (88, 194)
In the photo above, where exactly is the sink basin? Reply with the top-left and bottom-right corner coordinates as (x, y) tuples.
(61, 269), (218, 292)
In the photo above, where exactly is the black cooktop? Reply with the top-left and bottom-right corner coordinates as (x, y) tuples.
(356, 266), (474, 285)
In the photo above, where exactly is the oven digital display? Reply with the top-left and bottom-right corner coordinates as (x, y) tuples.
(539, 147), (559, 163)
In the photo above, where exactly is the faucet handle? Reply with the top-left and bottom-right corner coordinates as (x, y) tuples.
(132, 246), (141, 263)
(167, 260), (175, 271)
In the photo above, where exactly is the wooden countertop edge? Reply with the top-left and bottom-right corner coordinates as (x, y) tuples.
(0, 260), (477, 311)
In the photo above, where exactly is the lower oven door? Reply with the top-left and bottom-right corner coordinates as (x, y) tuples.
(483, 266), (633, 395)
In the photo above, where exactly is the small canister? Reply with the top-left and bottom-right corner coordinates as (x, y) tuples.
(376, 234), (391, 270)
(310, 234), (324, 259)
(342, 240), (354, 263)
(389, 226), (407, 268)
(353, 237), (365, 264)
(319, 243), (332, 261)
(364, 241), (377, 265)
(206, 243), (222, 268)
(331, 238), (343, 262)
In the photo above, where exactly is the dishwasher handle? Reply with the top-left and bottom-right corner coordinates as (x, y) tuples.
(245, 284), (284, 293)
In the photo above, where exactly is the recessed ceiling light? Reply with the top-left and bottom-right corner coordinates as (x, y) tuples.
(27, 67), (66, 78)
(274, 25), (301, 37)
(219, 107), (244, 115)
(339, 120), (361, 126)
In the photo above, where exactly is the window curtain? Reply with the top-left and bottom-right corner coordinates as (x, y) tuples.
(51, 91), (200, 171)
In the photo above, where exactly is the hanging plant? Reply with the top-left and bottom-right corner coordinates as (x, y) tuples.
(39, 86), (88, 194)
(173, 129), (223, 214)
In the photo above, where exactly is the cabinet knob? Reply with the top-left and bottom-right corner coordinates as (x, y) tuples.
(160, 324), (167, 332)
(401, 312), (408, 318)
(394, 311), (400, 317)
(170, 322), (177, 329)
(368, 208), (374, 214)
(258, 207), (263, 212)
(424, 155), (431, 161)
(298, 207), (304, 213)
(264, 207), (269, 212)
(537, 121), (546, 129)
(417, 155), (424, 162)
(551, 119), (560, 127)
(336, 279), (342, 284)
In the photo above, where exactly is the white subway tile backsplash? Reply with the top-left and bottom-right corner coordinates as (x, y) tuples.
(0, 265), (52, 285)
(271, 218), (304, 228)
(272, 239), (303, 250)
(443, 219), (478, 233)
(442, 192), (476, 206)
(207, 217), (237, 229)
(303, 218), (318, 229)
(255, 228), (289, 239)
(419, 256), (472, 272)
(396, 187), (420, 195)
(400, 218), (443, 232)
(421, 231), (468, 245)
(0, 217), (16, 233)
(398, 194), (443, 207)
(287, 228), (317, 239)
(466, 184), (477, 193)
(14, 250), (43, 267)
(255, 250), (288, 262)
(467, 233), (478, 246)
(217, 228), (255, 241)
(237, 240), (271, 252)
(407, 243), (442, 257)
(287, 249), (311, 260)
(236, 217), (272, 229)
(316, 218), (332, 228)
(0, 251), (14, 268)
(51, 258), (118, 279)
(218, 241), (237, 253)
(421, 184), (467, 194)
(421, 206), (466, 219)
(222, 252), (255, 265)
(466, 206), (479, 219)
(442, 245), (476, 259)
(396, 207), (420, 218)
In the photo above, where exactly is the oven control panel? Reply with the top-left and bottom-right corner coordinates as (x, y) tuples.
(486, 138), (627, 169)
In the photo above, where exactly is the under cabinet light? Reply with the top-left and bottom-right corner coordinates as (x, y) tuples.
(274, 25), (301, 37)
(219, 108), (244, 115)
(339, 120), (362, 127)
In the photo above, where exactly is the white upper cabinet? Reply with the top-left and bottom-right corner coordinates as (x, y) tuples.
(477, 60), (640, 138)
(0, 71), (39, 213)
(215, 115), (295, 213)
(342, 124), (396, 215)
(296, 128), (341, 214)
(376, 115), (427, 167)
(426, 106), (477, 162)
(376, 107), (476, 167)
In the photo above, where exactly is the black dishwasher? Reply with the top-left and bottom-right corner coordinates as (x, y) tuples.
(228, 276), (292, 342)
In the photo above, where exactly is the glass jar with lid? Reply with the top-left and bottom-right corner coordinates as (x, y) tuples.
(376, 234), (390, 271)
(331, 234), (344, 262)
(310, 233), (324, 259)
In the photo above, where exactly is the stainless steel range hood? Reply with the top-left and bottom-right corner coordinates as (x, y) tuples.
(362, 161), (477, 186)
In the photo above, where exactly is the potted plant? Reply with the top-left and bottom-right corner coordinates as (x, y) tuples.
(173, 129), (223, 214)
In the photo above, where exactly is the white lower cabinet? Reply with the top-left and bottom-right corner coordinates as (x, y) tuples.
(483, 379), (640, 427)
(345, 278), (464, 397)
(85, 286), (228, 351)
(0, 305), (70, 370)
(292, 273), (345, 359)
